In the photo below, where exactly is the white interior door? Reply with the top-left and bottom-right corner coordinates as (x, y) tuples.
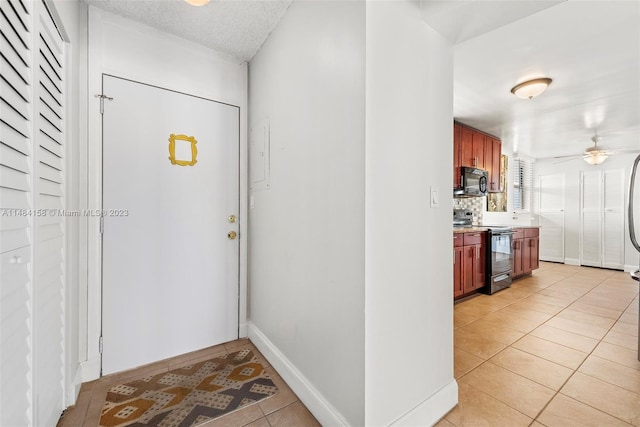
(538, 174), (565, 262)
(101, 75), (239, 375)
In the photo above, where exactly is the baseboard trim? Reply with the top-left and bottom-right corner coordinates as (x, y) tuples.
(238, 321), (248, 338)
(389, 379), (458, 426)
(247, 322), (350, 427)
(65, 364), (84, 406)
(564, 258), (580, 266)
(624, 264), (639, 273)
(80, 357), (101, 383)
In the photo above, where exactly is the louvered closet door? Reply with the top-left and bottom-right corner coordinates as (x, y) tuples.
(603, 169), (624, 269)
(0, 1), (33, 426)
(1, 1), (65, 425)
(33, 3), (65, 425)
(581, 171), (602, 267)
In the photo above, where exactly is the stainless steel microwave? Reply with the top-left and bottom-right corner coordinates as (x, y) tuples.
(454, 167), (488, 197)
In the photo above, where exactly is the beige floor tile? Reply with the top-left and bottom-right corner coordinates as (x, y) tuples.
(603, 330), (638, 351)
(568, 302), (623, 320)
(479, 311), (545, 333)
(433, 417), (456, 426)
(592, 342), (640, 371)
(529, 324), (599, 353)
(454, 330), (507, 360)
(266, 401), (321, 427)
(560, 372), (640, 425)
(537, 393), (632, 427)
(508, 299), (564, 315)
(490, 347), (572, 390)
(258, 367), (299, 416)
(500, 306), (554, 323)
(454, 348), (484, 379)
(459, 362), (555, 418)
(57, 390), (92, 427)
(524, 293), (573, 308)
(244, 417), (272, 427)
(454, 310), (480, 328)
(579, 355), (640, 394)
(612, 321), (639, 337)
(459, 319), (526, 345)
(620, 310), (639, 325)
(199, 403), (265, 427)
(511, 334), (588, 369)
(545, 316), (610, 340)
(445, 382), (532, 427)
(556, 309), (617, 329)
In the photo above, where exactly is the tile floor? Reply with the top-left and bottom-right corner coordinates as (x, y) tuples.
(58, 262), (639, 427)
(57, 339), (320, 427)
(438, 262), (640, 427)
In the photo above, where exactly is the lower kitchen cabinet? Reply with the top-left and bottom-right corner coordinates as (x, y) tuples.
(512, 227), (540, 278)
(453, 246), (464, 297)
(454, 231), (486, 298)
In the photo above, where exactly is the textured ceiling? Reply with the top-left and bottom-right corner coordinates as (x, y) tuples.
(84, 0), (293, 61)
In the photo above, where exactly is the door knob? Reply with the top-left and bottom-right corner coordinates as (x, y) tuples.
(227, 231), (237, 240)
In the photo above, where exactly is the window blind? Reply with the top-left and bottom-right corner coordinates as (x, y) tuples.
(513, 157), (533, 211)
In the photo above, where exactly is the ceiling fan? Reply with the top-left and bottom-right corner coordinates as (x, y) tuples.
(553, 133), (639, 165)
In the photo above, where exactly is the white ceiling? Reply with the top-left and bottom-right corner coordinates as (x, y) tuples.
(86, 0), (639, 160)
(448, 0), (640, 159)
(84, 0), (293, 61)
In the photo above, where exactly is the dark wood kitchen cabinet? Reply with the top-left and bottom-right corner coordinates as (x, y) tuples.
(454, 231), (486, 298)
(453, 123), (462, 188)
(511, 227), (540, 278)
(485, 137), (502, 192)
(454, 122), (502, 192)
(524, 228), (540, 272)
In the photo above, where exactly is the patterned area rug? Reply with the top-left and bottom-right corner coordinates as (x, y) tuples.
(99, 349), (277, 427)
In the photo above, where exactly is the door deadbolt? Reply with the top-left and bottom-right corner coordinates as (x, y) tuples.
(227, 231), (237, 240)
(228, 215), (237, 223)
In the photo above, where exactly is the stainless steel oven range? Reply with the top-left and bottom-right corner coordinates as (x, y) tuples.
(482, 226), (514, 295)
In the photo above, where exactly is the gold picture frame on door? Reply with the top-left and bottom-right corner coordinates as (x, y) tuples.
(168, 134), (198, 166)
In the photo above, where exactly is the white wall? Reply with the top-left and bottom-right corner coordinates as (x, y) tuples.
(365, 2), (457, 425)
(83, 7), (248, 380)
(247, 1), (365, 425)
(534, 153), (640, 271)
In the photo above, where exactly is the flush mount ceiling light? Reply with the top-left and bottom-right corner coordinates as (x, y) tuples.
(510, 77), (552, 100)
(184, 0), (210, 5)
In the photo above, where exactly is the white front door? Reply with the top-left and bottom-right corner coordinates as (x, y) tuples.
(101, 75), (239, 375)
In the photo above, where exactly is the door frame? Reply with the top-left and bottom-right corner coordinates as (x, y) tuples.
(83, 8), (249, 381)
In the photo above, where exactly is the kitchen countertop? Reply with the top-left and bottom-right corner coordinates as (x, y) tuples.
(453, 225), (540, 234)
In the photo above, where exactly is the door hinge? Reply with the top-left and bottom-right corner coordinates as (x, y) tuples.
(95, 94), (113, 114)
(99, 336), (103, 354)
(100, 217), (104, 234)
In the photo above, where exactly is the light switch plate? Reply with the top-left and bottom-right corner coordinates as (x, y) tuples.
(430, 186), (439, 208)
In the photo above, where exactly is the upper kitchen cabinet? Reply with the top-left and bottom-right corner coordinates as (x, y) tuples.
(454, 122), (502, 193)
(453, 123), (462, 188)
(485, 137), (502, 193)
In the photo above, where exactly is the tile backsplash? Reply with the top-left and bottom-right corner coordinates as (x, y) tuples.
(453, 197), (485, 225)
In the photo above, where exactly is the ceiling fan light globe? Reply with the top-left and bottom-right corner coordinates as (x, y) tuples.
(184, 0), (210, 6)
(583, 152), (608, 165)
